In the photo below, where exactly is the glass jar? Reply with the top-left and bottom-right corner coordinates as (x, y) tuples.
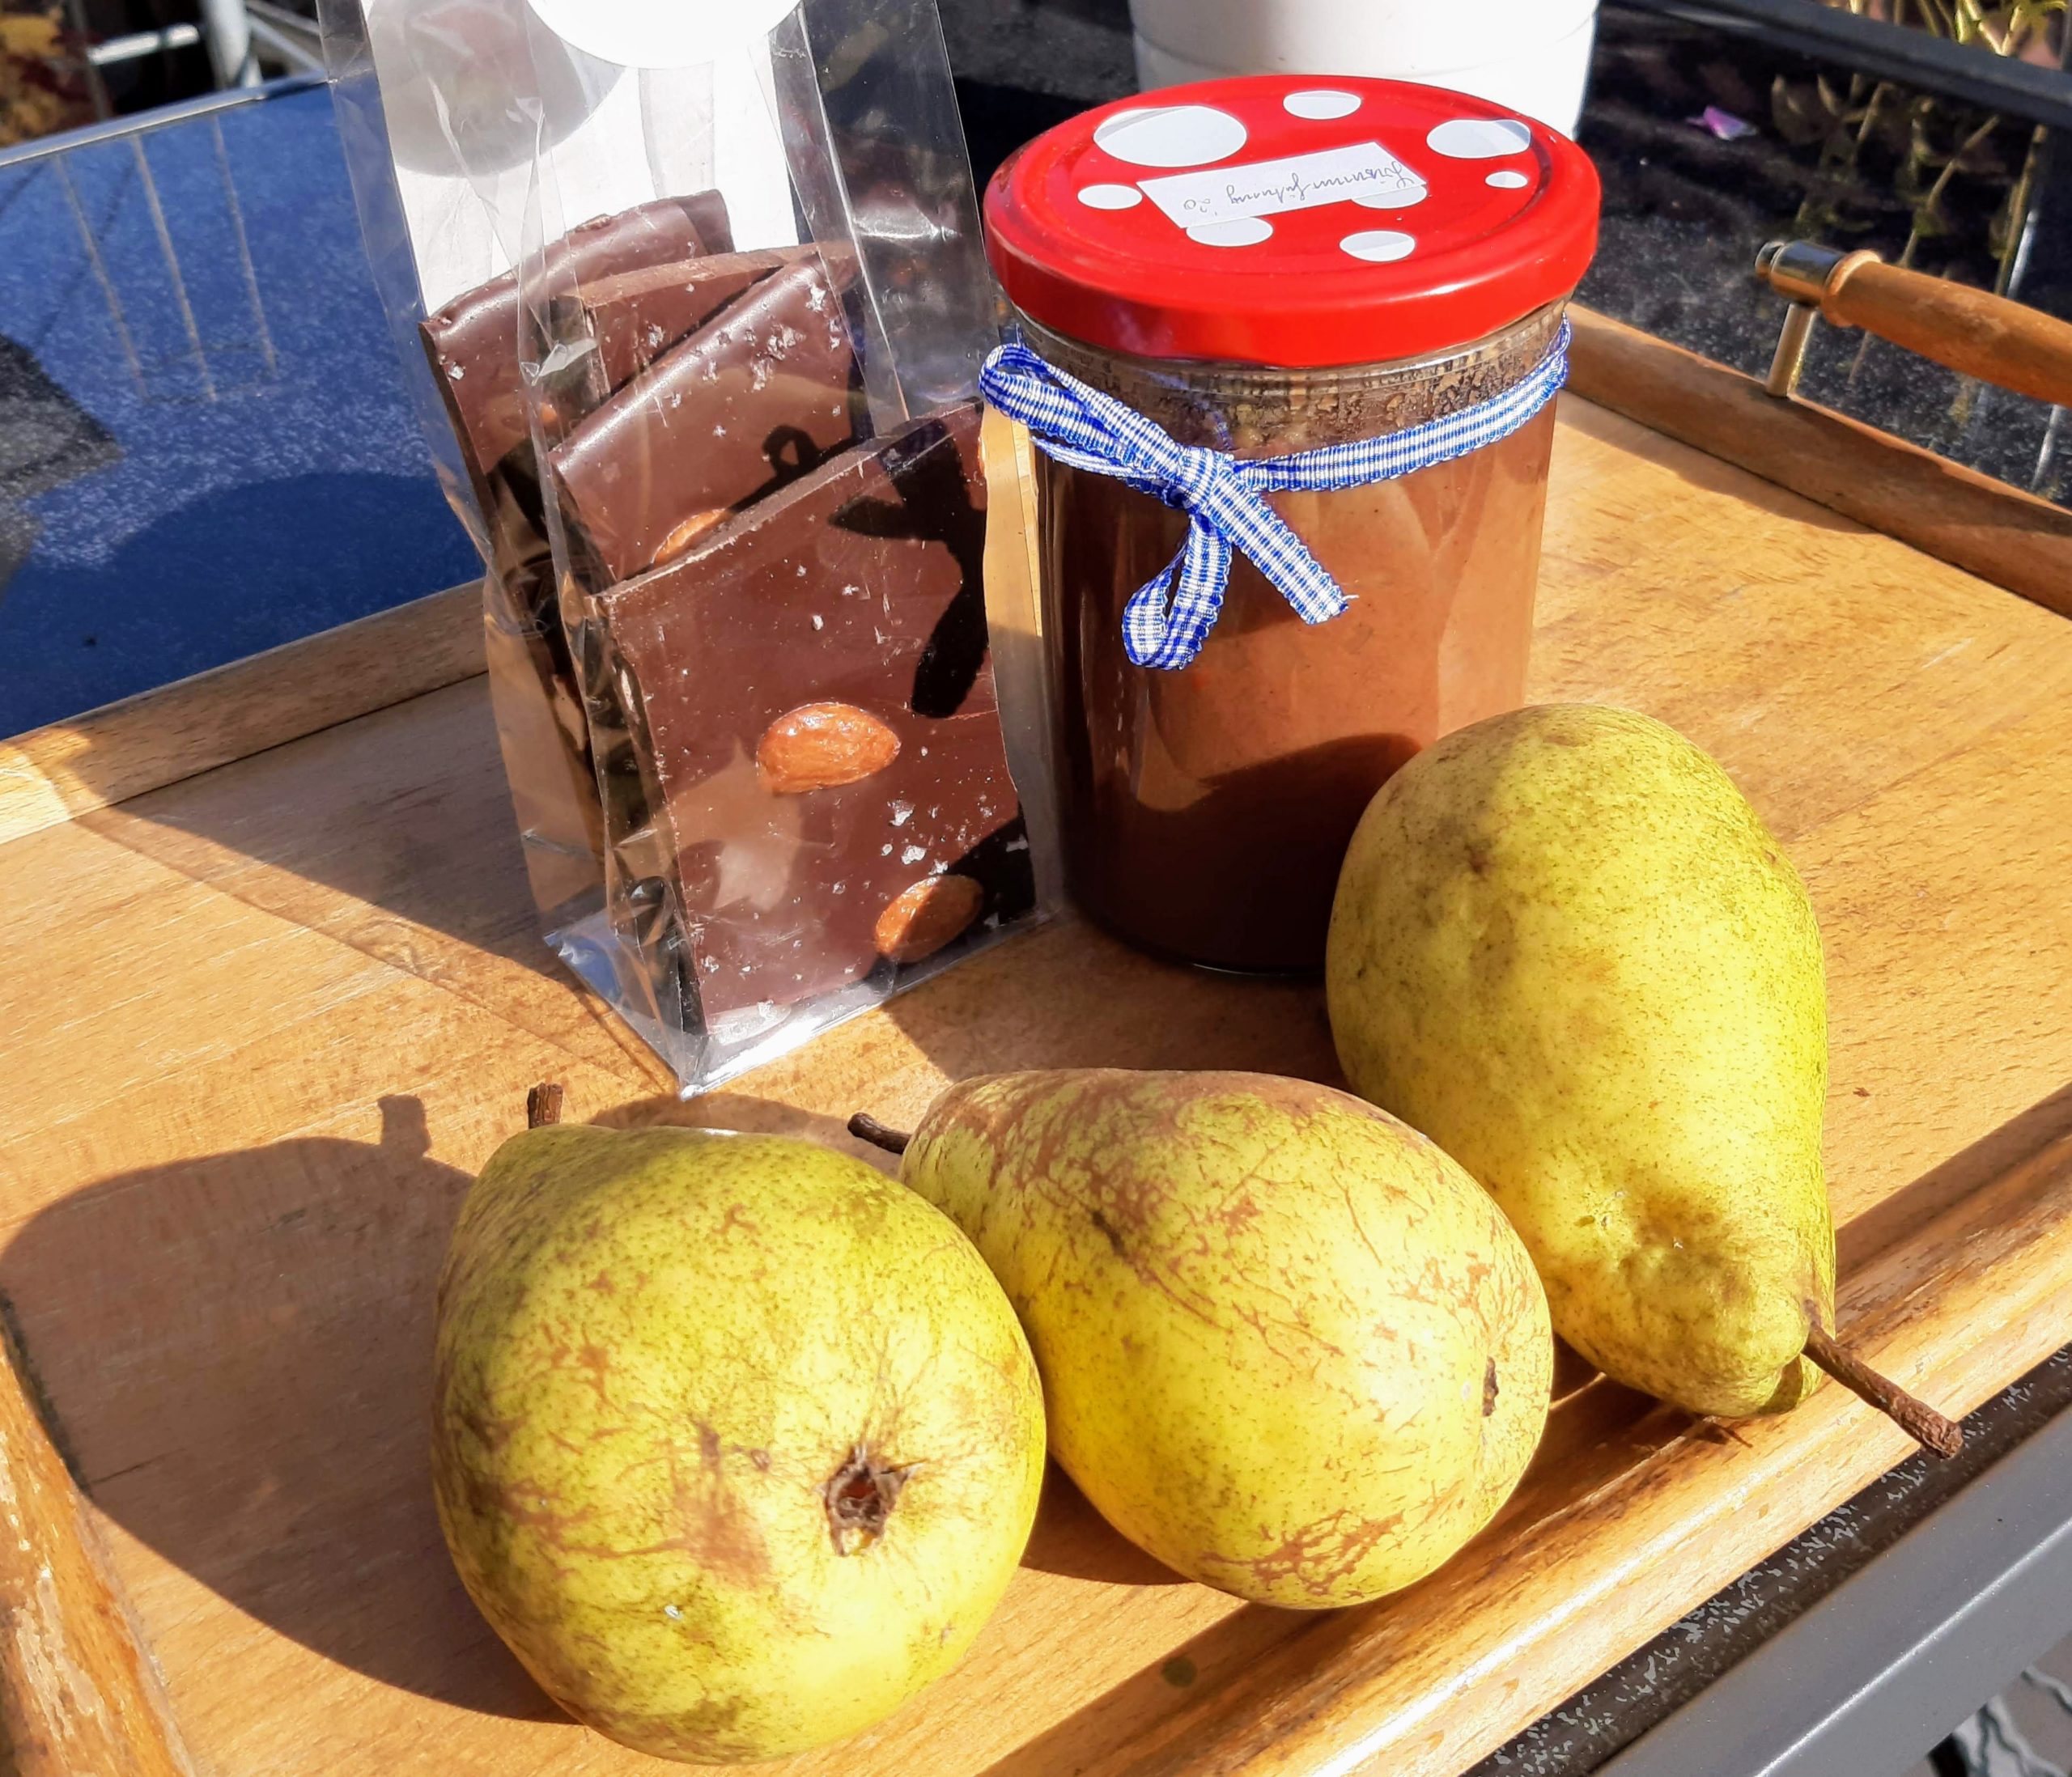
(1023, 303), (1564, 969)
(985, 74), (1599, 970)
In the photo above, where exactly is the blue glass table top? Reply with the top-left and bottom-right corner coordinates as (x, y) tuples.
(0, 81), (479, 737)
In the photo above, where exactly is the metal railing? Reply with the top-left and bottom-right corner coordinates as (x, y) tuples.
(1614, 0), (2072, 130)
(0, 74), (323, 174)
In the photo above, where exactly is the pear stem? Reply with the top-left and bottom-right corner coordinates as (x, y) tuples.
(847, 1113), (911, 1156)
(1802, 1321), (1964, 1457)
(527, 1083), (564, 1130)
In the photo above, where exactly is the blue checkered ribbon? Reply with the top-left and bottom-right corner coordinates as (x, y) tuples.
(980, 322), (1570, 670)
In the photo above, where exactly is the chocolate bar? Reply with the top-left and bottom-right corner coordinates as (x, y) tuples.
(415, 193), (733, 890)
(551, 247), (813, 394)
(598, 402), (1031, 1022)
(679, 189), (733, 256)
(549, 253), (864, 584)
(418, 191), (732, 485)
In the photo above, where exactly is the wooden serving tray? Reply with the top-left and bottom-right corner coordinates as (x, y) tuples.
(2, 384), (2070, 1777)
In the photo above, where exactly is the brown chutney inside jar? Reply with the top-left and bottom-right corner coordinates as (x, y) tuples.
(1025, 303), (1565, 971)
(983, 74), (1599, 971)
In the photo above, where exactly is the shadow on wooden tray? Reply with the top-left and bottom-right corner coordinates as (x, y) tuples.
(69, 676), (575, 990)
(0, 1072), (1659, 1740)
(53, 672), (1361, 1104)
(1552, 397), (1861, 541)
(11, 1074), (2057, 1747)
(63, 679), (686, 1084)
(0, 1084), (1197, 1724)
(974, 1350), (1679, 1777)
(0, 1096), (560, 1721)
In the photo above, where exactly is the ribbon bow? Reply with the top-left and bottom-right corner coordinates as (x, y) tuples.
(979, 324), (1570, 670)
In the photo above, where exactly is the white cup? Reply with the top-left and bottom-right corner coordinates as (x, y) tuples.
(1129, 0), (1599, 135)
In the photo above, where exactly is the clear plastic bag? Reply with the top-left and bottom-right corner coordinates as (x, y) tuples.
(320, 0), (1048, 1088)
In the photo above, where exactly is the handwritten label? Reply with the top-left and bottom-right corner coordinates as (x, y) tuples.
(1137, 141), (1426, 228)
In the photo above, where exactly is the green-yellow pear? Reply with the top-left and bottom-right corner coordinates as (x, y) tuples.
(1327, 705), (1958, 1452)
(857, 1069), (1552, 1608)
(432, 1101), (1045, 1763)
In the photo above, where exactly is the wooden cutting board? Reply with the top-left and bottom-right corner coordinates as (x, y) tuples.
(2, 392), (2069, 1777)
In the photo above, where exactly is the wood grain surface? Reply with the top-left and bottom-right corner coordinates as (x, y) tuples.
(1565, 306), (2072, 621)
(0, 582), (482, 847)
(1, 394), (2069, 1777)
(1820, 255), (2072, 409)
(0, 1315), (194, 1777)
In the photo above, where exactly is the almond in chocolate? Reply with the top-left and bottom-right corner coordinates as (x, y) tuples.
(597, 402), (1031, 1020)
(874, 874), (985, 964)
(758, 702), (902, 795)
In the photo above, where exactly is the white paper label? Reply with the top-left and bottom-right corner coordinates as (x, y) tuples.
(1137, 141), (1426, 228)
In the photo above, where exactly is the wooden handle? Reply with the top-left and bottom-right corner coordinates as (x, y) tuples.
(1822, 257), (2072, 408)
(0, 1314), (195, 1775)
(1567, 307), (2072, 621)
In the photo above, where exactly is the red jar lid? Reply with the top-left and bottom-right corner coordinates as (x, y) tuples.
(985, 75), (1600, 367)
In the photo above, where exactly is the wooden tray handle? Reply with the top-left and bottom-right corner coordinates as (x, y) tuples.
(1758, 240), (2072, 408)
(0, 1314), (195, 1775)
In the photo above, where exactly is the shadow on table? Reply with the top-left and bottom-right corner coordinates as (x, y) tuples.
(56, 658), (684, 1075)
(0, 1084), (1201, 1724)
(973, 1358), (1676, 1777)
(1555, 392), (1853, 535)
(60, 666), (560, 970)
(880, 914), (1345, 1087)
(0, 1096), (561, 1723)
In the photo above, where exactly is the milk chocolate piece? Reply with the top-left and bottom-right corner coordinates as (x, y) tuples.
(549, 254), (864, 584)
(553, 247), (813, 393)
(599, 403), (1030, 1021)
(680, 189), (733, 256)
(419, 192), (729, 480)
(414, 193), (738, 878)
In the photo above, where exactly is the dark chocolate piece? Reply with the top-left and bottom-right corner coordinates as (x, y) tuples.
(550, 253), (865, 584)
(599, 402), (1030, 1022)
(553, 247), (813, 394)
(418, 192), (728, 480)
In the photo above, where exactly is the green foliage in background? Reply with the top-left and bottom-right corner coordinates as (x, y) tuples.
(0, 3), (90, 148)
(1776, 0), (2063, 291)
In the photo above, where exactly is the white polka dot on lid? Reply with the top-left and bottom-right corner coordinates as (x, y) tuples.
(1187, 218), (1274, 247)
(1093, 104), (1248, 168)
(1486, 169), (1531, 189)
(1340, 230), (1416, 263)
(1427, 117), (1533, 159)
(1283, 89), (1361, 120)
(1077, 183), (1143, 210)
